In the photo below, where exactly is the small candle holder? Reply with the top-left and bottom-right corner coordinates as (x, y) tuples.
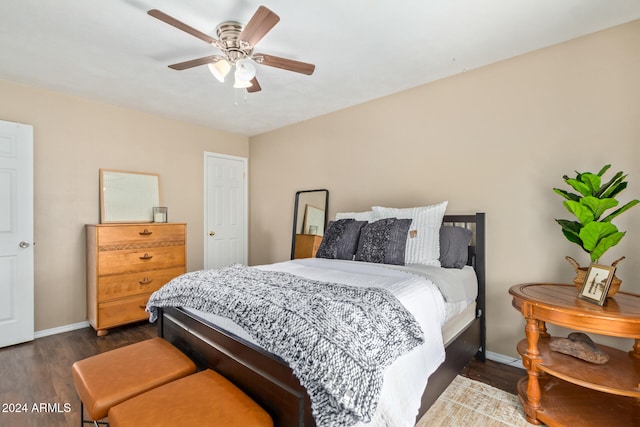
(153, 207), (168, 223)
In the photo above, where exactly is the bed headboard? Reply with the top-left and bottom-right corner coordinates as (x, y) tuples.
(442, 212), (486, 360)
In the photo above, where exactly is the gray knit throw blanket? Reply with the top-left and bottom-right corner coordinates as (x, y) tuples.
(147, 264), (424, 426)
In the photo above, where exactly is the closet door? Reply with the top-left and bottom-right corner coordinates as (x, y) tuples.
(0, 120), (34, 348)
(204, 152), (248, 270)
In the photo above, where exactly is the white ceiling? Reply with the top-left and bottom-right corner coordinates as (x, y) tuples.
(1, 1), (639, 136)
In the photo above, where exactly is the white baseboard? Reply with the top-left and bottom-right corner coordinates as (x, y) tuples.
(34, 321), (90, 339)
(486, 350), (524, 369)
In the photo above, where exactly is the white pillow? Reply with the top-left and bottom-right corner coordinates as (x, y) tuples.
(372, 201), (448, 266)
(335, 210), (375, 222)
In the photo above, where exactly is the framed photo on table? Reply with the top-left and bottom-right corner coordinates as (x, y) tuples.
(579, 263), (616, 306)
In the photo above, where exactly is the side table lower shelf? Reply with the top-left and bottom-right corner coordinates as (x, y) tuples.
(517, 375), (640, 426)
(517, 338), (640, 396)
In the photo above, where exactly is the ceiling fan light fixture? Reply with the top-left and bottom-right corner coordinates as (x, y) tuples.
(233, 76), (253, 89)
(208, 59), (231, 82)
(234, 58), (256, 82)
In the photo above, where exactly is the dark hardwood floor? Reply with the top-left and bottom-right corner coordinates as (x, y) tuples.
(0, 322), (157, 427)
(0, 321), (524, 427)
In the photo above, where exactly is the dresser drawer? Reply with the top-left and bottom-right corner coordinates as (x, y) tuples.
(98, 246), (185, 275)
(96, 223), (185, 246)
(98, 294), (151, 329)
(97, 267), (185, 302)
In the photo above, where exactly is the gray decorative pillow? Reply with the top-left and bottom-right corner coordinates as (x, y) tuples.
(354, 218), (412, 265)
(439, 226), (473, 268)
(316, 219), (367, 260)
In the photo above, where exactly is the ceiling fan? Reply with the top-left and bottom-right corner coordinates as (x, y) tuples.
(148, 6), (315, 93)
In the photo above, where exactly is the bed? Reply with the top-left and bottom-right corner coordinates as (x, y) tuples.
(151, 211), (485, 426)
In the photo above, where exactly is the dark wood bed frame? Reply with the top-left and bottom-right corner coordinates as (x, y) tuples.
(157, 213), (486, 426)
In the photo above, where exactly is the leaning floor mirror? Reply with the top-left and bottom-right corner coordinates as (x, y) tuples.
(291, 189), (329, 259)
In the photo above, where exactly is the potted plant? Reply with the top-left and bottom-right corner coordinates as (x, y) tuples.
(554, 164), (639, 294)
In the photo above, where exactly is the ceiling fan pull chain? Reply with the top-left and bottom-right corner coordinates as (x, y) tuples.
(233, 88), (249, 106)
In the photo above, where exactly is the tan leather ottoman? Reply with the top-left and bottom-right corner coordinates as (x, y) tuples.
(71, 337), (196, 424)
(109, 369), (273, 427)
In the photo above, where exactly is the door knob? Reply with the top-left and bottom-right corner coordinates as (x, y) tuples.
(209, 231), (215, 236)
(19, 241), (30, 248)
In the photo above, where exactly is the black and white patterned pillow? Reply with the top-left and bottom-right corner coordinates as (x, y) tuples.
(354, 218), (412, 265)
(316, 219), (367, 260)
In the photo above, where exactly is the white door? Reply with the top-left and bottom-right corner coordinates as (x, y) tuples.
(0, 120), (34, 348)
(204, 152), (247, 269)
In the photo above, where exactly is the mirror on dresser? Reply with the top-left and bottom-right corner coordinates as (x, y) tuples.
(100, 169), (161, 223)
(290, 189), (329, 259)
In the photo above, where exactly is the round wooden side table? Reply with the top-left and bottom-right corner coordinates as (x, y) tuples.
(509, 283), (640, 426)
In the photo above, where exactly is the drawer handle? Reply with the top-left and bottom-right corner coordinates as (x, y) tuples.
(139, 229), (153, 235)
(139, 253), (153, 260)
(139, 277), (153, 285)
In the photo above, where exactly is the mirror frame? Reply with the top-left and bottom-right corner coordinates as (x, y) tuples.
(291, 189), (329, 259)
(100, 169), (161, 223)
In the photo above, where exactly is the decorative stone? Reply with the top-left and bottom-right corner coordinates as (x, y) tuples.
(549, 332), (610, 364)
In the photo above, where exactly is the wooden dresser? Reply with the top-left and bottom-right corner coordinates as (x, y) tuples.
(294, 234), (323, 259)
(86, 223), (186, 336)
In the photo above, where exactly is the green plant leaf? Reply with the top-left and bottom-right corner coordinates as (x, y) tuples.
(556, 219), (583, 247)
(556, 219), (582, 233)
(565, 178), (592, 197)
(601, 199), (640, 222)
(580, 173), (601, 196)
(563, 229), (586, 249)
(596, 164), (611, 176)
(602, 176), (627, 199)
(553, 188), (580, 202)
(580, 196), (618, 220)
(596, 171), (624, 197)
(564, 200), (595, 224)
(589, 231), (625, 262)
(579, 221), (618, 251)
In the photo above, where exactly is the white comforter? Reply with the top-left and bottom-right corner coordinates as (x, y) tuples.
(188, 258), (448, 426)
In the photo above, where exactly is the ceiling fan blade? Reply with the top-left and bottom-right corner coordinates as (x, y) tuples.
(256, 54), (315, 75)
(148, 9), (216, 45)
(238, 6), (280, 47)
(246, 77), (262, 93)
(168, 55), (220, 70)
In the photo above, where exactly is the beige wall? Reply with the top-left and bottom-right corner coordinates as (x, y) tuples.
(249, 20), (640, 358)
(2, 20), (638, 356)
(0, 80), (248, 331)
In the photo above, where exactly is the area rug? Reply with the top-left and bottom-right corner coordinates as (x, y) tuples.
(417, 376), (536, 426)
